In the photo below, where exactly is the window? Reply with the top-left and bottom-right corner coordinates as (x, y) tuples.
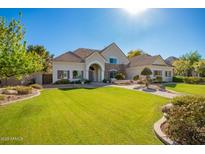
(109, 70), (117, 79)
(109, 58), (117, 64)
(57, 70), (69, 79)
(165, 71), (172, 77)
(73, 70), (79, 79)
(154, 70), (162, 77)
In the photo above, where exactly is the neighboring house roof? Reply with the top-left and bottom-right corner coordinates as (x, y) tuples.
(53, 51), (83, 63)
(128, 55), (171, 67)
(165, 56), (179, 66)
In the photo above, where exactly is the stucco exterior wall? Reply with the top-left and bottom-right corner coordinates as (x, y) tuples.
(126, 65), (173, 82)
(101, 44), (129, 65)
(85, 52), (105, 81)
(52, 61), (85, 83)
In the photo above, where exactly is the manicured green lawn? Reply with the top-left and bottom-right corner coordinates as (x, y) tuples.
(0, 87), (168, 144)
(165, 83), (205, 95)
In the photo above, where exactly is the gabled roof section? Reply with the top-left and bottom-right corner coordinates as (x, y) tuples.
(74, 48), (100, 59)
(128, 55), (172, 67)
(85, 51), (106, 61)
(100, 42), (127, 57)
(53, 51), (83, 63)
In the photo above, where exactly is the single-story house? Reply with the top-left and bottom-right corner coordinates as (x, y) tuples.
(53, 43), (173, 83)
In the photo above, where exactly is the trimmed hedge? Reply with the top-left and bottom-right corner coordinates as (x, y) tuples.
(173, 76), (205, 84)
(173, 76), (184, 82)
(165, 95), (205, 144)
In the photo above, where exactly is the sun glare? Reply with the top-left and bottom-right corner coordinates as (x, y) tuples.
(124, 8), (148, 15)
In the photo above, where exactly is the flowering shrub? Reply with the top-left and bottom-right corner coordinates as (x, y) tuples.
(165, 95), (205, 144)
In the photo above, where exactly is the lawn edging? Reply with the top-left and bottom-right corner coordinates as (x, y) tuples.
(0, 90), (41, 106)
(154, 116), (175, 145)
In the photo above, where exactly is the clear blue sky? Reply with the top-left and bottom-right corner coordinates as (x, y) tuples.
(0, 8), (205, 59)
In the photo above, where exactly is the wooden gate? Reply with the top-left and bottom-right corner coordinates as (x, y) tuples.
(42, 74), (52, 84)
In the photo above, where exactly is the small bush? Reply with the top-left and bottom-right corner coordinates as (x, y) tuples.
(165, 95), (205, 144)
(84, 79), (91, 84)
(103, 79), (110, 83)
(133, 75), (139, 81)
(173, 76), (184, 82)
(0, 94), (5, 100)
(30, 84), (43, 89)
(15, 86), (32, 95)
(153, 76), (163, 83)
(54, 79), (70, 84)
(115, 73), (125, 80)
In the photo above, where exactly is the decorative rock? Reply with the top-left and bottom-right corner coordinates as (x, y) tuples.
(3, 89), (18, 95)
(162, 103), (173, 113)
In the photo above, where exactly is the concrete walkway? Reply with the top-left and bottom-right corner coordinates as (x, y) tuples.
(111, 84), (182, 99)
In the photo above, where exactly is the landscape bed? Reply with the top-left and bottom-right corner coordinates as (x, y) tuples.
(0, 87), (168, 144)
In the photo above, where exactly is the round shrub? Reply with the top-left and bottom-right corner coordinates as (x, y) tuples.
(15, 86), (32, 95)
(115, 72), (125, 80)
(30, 84), (43, 89)
(133, 75), (139, 81)
(165, 95), (205, 144)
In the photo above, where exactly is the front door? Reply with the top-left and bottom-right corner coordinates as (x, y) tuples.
(89, 70), (94, 81)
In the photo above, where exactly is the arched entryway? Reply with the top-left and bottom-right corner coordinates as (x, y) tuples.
(89, 64), (102, 82)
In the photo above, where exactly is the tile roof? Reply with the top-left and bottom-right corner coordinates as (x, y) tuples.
(53, 51), (83, 63)
(128, 55), (170, 67)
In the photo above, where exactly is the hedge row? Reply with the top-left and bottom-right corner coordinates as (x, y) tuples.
(173, 76), (205, 84)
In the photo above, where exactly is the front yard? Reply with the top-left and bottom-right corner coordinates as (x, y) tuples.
(165, 83), (205, 95)
(0, 87), (167, 144)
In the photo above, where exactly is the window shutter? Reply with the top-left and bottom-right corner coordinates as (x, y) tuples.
(81, 71), (84, 78)
(67, 71), (70, 79)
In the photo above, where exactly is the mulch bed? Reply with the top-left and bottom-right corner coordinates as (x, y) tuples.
(0, 89), (38, 105)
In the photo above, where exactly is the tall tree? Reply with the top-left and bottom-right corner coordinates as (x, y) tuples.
(180, 51), (202, 76)
(193, 60), (205, 77)
(181, 51), (202, 65)
(127, 49), (147, 58)
(173, 60), (191, 76)
(27, 45), (53, 73)
(0, 14), (43, 84)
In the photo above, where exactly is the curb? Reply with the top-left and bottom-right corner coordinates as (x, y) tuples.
(154, 116), (175, 145)
(0, 90), (41, 106)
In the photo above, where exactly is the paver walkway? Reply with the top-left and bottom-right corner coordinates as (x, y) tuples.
(111, 84), (182, 99)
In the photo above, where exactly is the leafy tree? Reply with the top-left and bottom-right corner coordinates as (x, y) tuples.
(181, 51), (202, 65)
(127, 49), (147, 58)
(173, 60), (191, 76)
(27, 45), (53, 73)
(0, 14), (43, 84)
(141, 67), (152, 88)
(180, 51), (202, 76)
(193, 60), (205, 77)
